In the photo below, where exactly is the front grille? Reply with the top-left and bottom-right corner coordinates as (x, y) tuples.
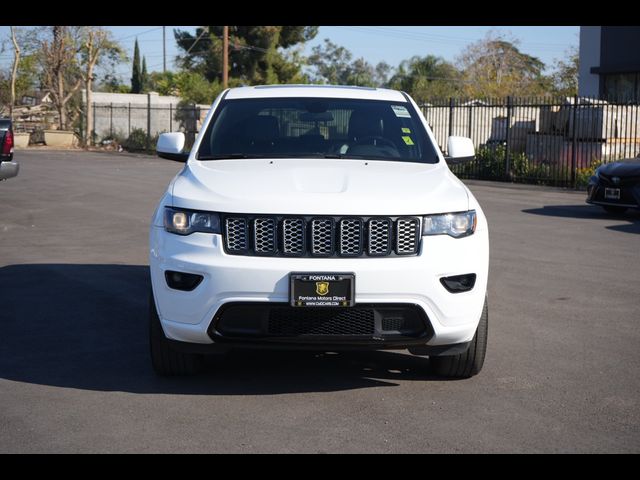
(396, 218), (420, 254)
(223, 214), (421, 257)
(311, 219), (334, 255)
(268, 308), (375, 336)
(282, 218), (305, 255)
(254, 218), (276, 253)
(600, 174), (640, 187)
(339, 218), (363, 256)
(225, 217), (248, 252)
(368, 218), (391, 255)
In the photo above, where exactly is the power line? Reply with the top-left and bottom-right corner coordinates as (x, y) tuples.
(337, 26), (574, 48)
(185, 26), (209, 55)
(114, 27), (162, 42)
(333, 26), (573, 52)
(172, 34), (272, 54)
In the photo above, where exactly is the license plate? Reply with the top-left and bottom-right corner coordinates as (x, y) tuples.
(605, 188), (621, 200)
(290, 273), (355, 307)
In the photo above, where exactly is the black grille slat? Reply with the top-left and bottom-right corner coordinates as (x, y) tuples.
(282, 218), (305, 255)
(254, 218), (276, 253)
(268, 308), (375, 336)
(225, 218), (248, 252)
(339, 218), (363, 256)
(368, 218), (391, 256)
(396, 218), (419, 255)
(222, 215), (420, 257)
(311, 218), (334, 256)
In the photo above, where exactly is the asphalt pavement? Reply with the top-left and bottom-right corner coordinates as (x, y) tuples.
(1, 149), (639, 453)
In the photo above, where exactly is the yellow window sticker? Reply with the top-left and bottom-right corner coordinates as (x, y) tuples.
(402, 136), (415, 146)
(402, 127), (411, 133)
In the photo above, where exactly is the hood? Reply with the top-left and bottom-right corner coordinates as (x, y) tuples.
(171, 158), (469, 216)
(599, 158), (640, 177)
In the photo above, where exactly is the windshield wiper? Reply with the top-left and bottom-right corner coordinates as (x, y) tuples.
(323, 153), (401, 161)
(197, 153), (250, 160)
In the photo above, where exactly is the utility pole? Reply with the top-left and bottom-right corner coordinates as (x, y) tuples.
(162, 26), (166, 72)
(223, 25), (229, 89)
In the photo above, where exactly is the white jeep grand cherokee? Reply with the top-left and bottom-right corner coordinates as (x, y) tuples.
(149, 85), (489, 378)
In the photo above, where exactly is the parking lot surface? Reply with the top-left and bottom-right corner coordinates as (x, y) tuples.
(1, 150), (639, 453)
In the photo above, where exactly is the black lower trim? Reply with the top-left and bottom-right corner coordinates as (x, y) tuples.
(587, 184), (640, 209)
(168, 338), (460, 353)
(408, 342), (471, 356)
(587, 199), (639, 209)
(206, 301), (435, 349)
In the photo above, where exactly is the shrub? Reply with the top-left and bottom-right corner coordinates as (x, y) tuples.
(120, 128), (165, 153)
(123, 128), (149, 152)
(575, 159), (602, 189)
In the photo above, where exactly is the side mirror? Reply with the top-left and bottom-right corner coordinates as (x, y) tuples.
(157, 132), (189, 162)
(445, 136), (475, 164)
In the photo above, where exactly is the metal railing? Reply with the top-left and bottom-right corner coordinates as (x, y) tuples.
(88, 97), (640, 188)
(88, 103), (210, 152)
(421, 96), (640, 188)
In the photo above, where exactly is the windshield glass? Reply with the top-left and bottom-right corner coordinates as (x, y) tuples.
(196, 97), (440, 163)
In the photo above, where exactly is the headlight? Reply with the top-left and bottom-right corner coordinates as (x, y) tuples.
(423, 210), (476, 238)
(164, 207), (221, 235)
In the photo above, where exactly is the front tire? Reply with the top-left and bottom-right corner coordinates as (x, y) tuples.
(149, 292), (201, 376)
(430, 296), (488, 378)
(602, 205), (628, 214)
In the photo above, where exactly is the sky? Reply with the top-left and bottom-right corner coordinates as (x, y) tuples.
(0, 26), (579, 83)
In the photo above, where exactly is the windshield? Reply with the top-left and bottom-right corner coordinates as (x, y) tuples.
(196, 97), (440, 163)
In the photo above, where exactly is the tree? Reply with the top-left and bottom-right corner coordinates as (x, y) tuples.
(0, 54), (39, 108)
(307, 39), (390, 87)
(175, 71), (223, 104)
(551, 47), (579, 98)
(374, 62), (392, 87)
(174, 26), (318, 85)
(388, 55), (462, 102)
(95, 75), (130, 93)
(147, 70), (223, 104)
(345, 58), (377, 86)
(457, 32), (549, 98)
(78, 27), (124, 145)
(147, 71), (178, 96)
(38, 26), (84, 131)
(308, 39), (353, 84)
(141, 56), (149, 93)
(131, 39), (142, 93)
(0, 26), (39, 111)
(9, 27), (20, 121)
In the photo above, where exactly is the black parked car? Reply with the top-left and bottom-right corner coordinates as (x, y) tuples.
(587, 157), (640, 214)
(0, 118), (19, 181)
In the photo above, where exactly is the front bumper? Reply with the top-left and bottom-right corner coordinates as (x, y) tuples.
(0, 160), (19, 180)
(586, 177), (640, 209)
(149, 222), (489, 350)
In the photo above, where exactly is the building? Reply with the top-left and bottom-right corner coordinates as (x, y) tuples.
(579, 26), (640, 101)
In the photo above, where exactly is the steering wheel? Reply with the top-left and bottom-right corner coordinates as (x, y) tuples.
(354, 136), (397, 149)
